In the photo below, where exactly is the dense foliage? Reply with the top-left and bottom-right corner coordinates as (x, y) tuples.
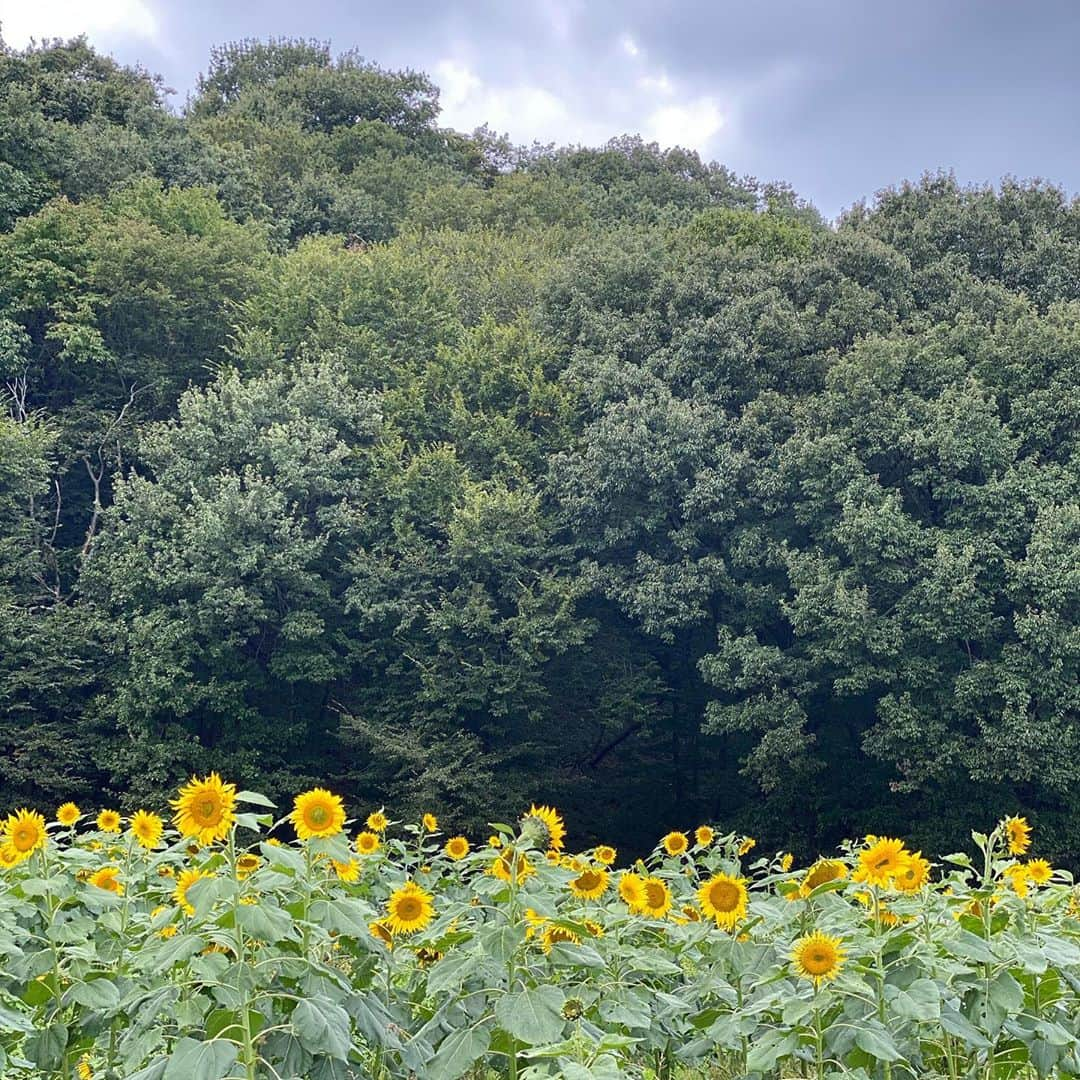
(1, 788), (1078, 1078)
(1, 35), (1078, 863)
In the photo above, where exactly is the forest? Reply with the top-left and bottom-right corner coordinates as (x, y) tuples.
(1, 34), (1078, 864)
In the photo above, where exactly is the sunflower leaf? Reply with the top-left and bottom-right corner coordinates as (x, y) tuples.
(235, 791), (277, 808)
(496, 985), (566, 1045)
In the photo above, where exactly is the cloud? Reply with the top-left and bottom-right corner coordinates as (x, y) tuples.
(434, 55), (729, 156)
(434, 58), (620, 147)
(643, 97), (725, 148)
(620, 34), (640, 58)
(0, 0), (160, 49)
(638, 73), (675, 96)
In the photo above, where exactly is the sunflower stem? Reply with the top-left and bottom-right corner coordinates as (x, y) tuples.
(228, 828), (258, 1080)
(813, 986), (825, 1080)
(871, 888), (893, 1080)
(302, 839), (314, 955)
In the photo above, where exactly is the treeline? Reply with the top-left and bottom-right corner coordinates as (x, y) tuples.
(1, 36), (1077, 861)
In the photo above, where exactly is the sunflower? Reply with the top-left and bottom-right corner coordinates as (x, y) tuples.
(88, 866), (124, 895)
(662, 831), (689, 857)
(781, 853), (794, 872)
(1026, 859), (1053, 885)
(738, 837), (757, 856)
(520, 804), (566, 852)
(541, 924), (581, 954)
(56, 802), (81, 827)
(894, 852), (931, 893)
(445, 836), (470, 860)
(639, 876), (674, 919)
(800, 858), (848, 897)
(524, 908), (548, 939)
(618, 872), (646, 910)
(856, 837), (909, 888)
(488, 834), (502, 848)
(235, 853), (261, 880)
(1003, 863), (1030, 898)
(490, 848), (534, 885)
(385, 882), (434, 935)
(695, 825), (714, 847)
(174, 867), (214, 915)
(96, 809), (122, 834)
(1004, 816), (1032, 856)
(3, 809), (47, 859)
(366, 810), (389, 832)
(568, 866), (609, 900)
(791, 931), (846, 986)
(77, 1057), (92, 1080)
(171, 774), (237, 845)
(130, 810), (164, 850)
(290, 788), (346, 841)
(333, 859), (360, 883)
(422, 813), (438, 832)
(595, 844), (617, 866)
(415, 947), (443, 968)
(356, 831), (381, 856)
(0, 845), (21, 869)
(698, 873), (749, 930)
(369, 920), (394, 947)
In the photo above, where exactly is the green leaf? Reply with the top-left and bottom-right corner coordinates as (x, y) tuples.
(125, 1060), (168, 1080)
(476, 922), (524, 964)
(987, 970), (1025, 1015)
(260, 840), (305, 873)
(24, 1021), (67, 1071)
(496, 986), (566, 1046)
(427, 1024), (491, 1080)
(745, 1029), (799, 1072)
(163, 1037), (239, 1080)
(855, 1022), (904, 1062)
(236, 790), (277, 808)
(292, 996), (353, 1061)
(0, 1002), (34, 1033)
(948, 929), (995, 963)
(1041, 934), (1080, 966)
(558, 1063), (594, 1080)
(146, 933), (205, 974)
(426, 951), (480, 996)
(65, 977), (122, 1010)
(236, 900), (295, 943)
(205, 1008), (264, 1041)
(885, 979), (940, 1022)
(940, 1006), (990, 1048)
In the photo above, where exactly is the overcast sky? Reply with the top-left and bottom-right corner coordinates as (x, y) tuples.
(3, 0), (1079, 218)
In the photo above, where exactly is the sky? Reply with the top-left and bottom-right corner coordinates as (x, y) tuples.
(2, 0), (1080, 219)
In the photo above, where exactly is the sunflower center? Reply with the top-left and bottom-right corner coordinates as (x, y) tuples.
(307, 805), (329, 826)
(804, 947), (835, 974)
(709, 881), (741, 912)
(644, 882), (666, 908)
(13, 827), (35, 850)
(198, 798), (221, 823)
(576, 870), (601, 891)
(397, 896), (422, 921)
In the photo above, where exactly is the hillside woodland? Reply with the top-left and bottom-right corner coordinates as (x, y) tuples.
(1, 37), (1078, 861)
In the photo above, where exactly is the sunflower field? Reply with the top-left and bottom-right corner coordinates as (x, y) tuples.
(1, 779), (1079, 1079)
